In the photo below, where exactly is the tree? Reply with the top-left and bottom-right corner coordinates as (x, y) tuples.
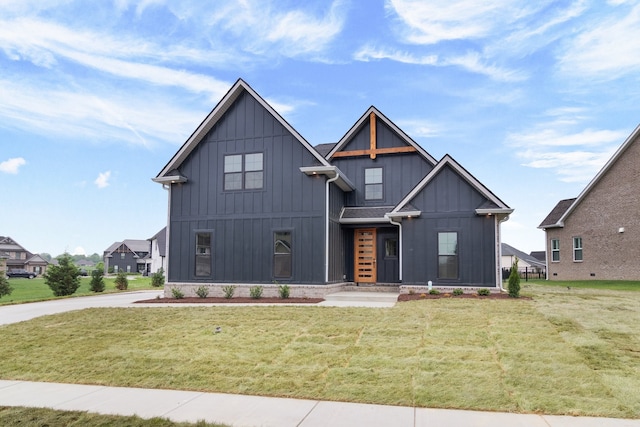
(508, 257), (521, 298)
(151, 268), (165, 287)
(90, 269), (105, 292)
(44, 253), (81, 296)
(0, 274), (13, 299)
(114, 270), (128, 290)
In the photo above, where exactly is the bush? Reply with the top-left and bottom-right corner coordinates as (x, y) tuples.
(44, 253), (81, 296)
(249, 285), (263, 299)
(508, 257), (521, 298)
(0, 274), (13, 299)
(89, 269), (105, 293)
(428, 289), (440, 295)
(222, 285), (236, 299)
(195, 285), (209, 298)
(452, 288), (464, 296)
(477, 288), (491, 296)
(114, 271), (128, 290)
(278, 284), (290, 299)
(151, 268), (165, 287)
(171, 287), (185, 299)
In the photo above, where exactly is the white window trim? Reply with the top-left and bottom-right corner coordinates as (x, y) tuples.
(573, 237), (583, 262)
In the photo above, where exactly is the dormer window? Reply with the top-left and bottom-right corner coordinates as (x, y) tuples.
(224, 153), (263, 190)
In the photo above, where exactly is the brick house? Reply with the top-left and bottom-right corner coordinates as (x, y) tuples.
(539, 124), (640, 280)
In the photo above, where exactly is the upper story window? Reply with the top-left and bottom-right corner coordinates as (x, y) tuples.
(364, 167), (383, 200)
(551, 239), (560, 262)
(573, 237), (583, 262)
(224, 153), (263, 191)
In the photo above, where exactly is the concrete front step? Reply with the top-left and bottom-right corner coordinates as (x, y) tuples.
(319, 291), (399, 307)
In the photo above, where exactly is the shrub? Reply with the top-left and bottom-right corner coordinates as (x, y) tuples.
(0, 274), (13, 299)
(89, 269), (105, 293)
(419, 293), (427, 299)
(44, 253), (81, 296)
(508, 257), (521, 298)
(171, 287), (185, 299)
(114, 271), (128, 290)
(151, 268), (165, 288)
(249, 285), (263, 299)
(477, 288), (491, 296)
(428, 289), (440, 295)
(278, 284), (290, 299)
(222, 285), (236, 299)
(452, 288), (464, 296)
(195, 285), (209, 298)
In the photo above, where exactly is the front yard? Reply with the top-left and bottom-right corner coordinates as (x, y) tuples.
(0, 283), (638, 418)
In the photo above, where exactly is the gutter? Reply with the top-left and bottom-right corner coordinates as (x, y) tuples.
(325, 172), (340, 283)
(387, 216), (403, 281)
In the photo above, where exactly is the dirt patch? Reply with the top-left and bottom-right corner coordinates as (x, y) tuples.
(398, 292), (530, 301)
(134, 297), (324, 304)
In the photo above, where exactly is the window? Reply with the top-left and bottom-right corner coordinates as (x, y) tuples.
(551, 239), (560, 262)
(195, 232), (212, 277)
(573, 237), (583, 262)
(364, 168), (383, 200)
(224, 153), (263, 190)
(438, 232), (458, 279)
(385, 238), (398, 258)
(273, 231), (292, 279)
(120, 253), (125, 260)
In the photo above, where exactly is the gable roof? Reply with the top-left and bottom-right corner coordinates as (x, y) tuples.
(539, 123), (640, 229)
(391, 154), (512, 217)
(154, 79), (331, 183)
(501, 243), (546, 269)
(538, 198), (576, 229)
(104, 239), (150, 258)
(149, 227), (167, 257)
(326, 106), (437, 164)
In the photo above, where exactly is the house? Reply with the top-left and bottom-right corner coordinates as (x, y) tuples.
(148, 227), (167, 274)
(539, 124), (640, 280)
(0, 236), (49, 276)
(103, 239), (150, 274)
(153, 79), (513, 297)
(501, 243), (546, 279)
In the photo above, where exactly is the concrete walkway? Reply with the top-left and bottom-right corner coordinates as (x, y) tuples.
(0, 380), (637, 427)
(0, 292), (638, 426)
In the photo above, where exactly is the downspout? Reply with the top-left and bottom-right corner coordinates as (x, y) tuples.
(388, 217), (403, 281)
(325, 173), (340, 283)
(163, 184), (171, 284)
(496, 214), (509, 292)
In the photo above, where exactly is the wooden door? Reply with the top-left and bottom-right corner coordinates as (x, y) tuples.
(355, 229), (377, 283)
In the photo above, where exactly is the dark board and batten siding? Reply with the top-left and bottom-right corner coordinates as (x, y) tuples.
(168, 90), (326, 284)
(402, 165), (496, 286)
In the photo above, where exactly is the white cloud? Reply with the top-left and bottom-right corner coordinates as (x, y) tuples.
(0, 157), (26, 174)
(94, 171), (111, 189)
(395, 119), (441, 138)
(72, 246), (86, 256)
(506, 115), (627, 183)
(354, 45), (438, 65)
(558, 3), (640, 79)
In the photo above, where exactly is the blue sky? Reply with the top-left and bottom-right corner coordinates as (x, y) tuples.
(1, 0), (640, 257)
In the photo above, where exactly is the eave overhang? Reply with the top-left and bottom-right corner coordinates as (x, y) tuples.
(299, 166), (355, 192)
(152, 175), (188, 185)
(475, 208), (514, 217)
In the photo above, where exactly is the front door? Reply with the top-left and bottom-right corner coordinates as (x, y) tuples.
(354, 229), (377, 283)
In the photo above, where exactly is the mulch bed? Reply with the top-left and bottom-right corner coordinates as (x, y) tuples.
(398, 292), (530, 301)
(134, 297), (324, 304)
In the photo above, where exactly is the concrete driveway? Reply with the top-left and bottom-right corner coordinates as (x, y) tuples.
(0, 290), (163, 326)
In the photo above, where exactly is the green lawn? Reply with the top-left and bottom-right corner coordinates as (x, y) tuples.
(0, 275), (156, 305)
(0, 406), (225, 427)
(525, 279), (640, 292)
(0, 284), (638, 418)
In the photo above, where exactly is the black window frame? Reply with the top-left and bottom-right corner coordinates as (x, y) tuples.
(273, 230), (292, 279)
(194, 230), (213, 278)
(364, 167), (383, 200)
(438, 231), (458, 280)
(223, 152), (264, 191)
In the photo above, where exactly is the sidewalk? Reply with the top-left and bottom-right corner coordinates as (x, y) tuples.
(0, 380), (638, 427)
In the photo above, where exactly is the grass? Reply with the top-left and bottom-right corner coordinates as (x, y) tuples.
(525, 279), (640, 292)
(0, 406), (226, 427)
(0, 284), (638, 418)
(0, 275), (156, 305)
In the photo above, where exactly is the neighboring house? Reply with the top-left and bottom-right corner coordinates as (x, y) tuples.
(103, 239), (150, 274)
(539, 124), (640, 280)
(148, 227), (167, 274)
(0, 236), (49, 275)
(0, 251), (7, 275)
(76, 259), (95, 268)
(501, 243), (546, 278)
(153, 79), (513, 296)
